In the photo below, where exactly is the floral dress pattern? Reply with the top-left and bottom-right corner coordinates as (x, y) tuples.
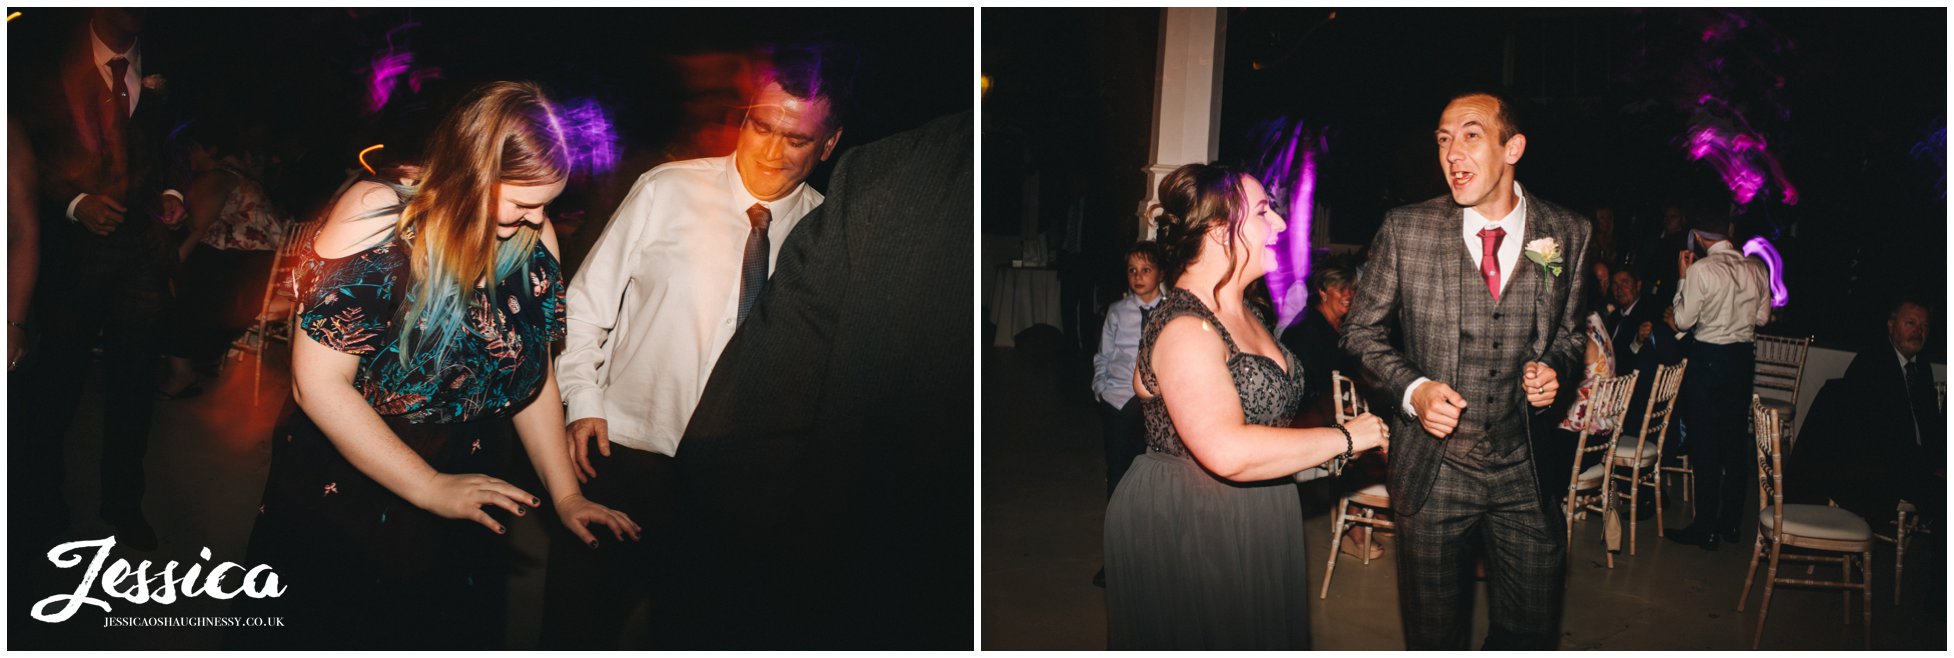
(200, 165), (288, 252)
(291, 236), (566, 423)
(235, 229), (565, 649)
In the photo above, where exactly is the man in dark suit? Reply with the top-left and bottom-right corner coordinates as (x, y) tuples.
(674, 112), (972, 649)
(1342, 91), (1591, 650)
(1811, 297), (1944, 523)
(12, 8), (183, 550)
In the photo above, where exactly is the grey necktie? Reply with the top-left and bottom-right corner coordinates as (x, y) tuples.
(738, 203), (772, 325)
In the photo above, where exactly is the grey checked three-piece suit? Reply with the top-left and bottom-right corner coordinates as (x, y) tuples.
(1340, 192), (1592, 650)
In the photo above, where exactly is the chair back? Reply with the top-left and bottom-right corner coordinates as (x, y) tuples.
(1752, 395), (1785, 531)
(1331, 369), (1368, 424)
(1574, 371), (1639, 464)
(1753, 334), (1812, 409)
(1626, 359), (1689, 461)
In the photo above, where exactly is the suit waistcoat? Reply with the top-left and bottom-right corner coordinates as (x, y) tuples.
(1446, 246), (1535, 467)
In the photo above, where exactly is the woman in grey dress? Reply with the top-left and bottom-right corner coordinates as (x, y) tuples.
(1104, 163), (1389, 649)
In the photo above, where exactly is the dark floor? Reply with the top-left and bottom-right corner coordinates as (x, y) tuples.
(8, 344), (651, 650)
(982, 333), (1949, 650)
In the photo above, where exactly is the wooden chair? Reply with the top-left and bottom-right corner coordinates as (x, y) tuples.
(1753, 334), (1813, 447)
(1319, 370), (1392, 599)
(228, 218), (316, 406)
(1565, 372), (1638, 569)
(1607, 359), (1687, 556)
(1871, 500), (1919, 605)
(1737, 397), (1873, 649)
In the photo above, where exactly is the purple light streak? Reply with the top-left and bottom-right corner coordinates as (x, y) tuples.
(1741, 236), (1788, 307)
(367, 51), (414, 114)
(555, 98), (620, 175)
(364, 21), (439, 115)
(1255, 119), (1322, 327)
(1684, 97), (1797, 207)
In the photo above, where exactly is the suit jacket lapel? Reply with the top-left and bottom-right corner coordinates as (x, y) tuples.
(1437, 206), (1463, 385)
(1523, 204), (1554, 360)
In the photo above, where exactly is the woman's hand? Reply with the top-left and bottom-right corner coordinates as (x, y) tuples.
(407, 473), (541, 535)
(554, 493), (643, 548)
(1345, 412), (1389, 454)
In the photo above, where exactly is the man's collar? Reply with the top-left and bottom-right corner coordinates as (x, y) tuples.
(89, 21), (139, 68)
(1705, 240), (1739, 256)
(1463, 181), (1527, 228)
(1895, 344), (1917, 369)
(726, 157), (807, 219)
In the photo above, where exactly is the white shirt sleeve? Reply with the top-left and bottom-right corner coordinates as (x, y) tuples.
(557, 174), (656, 423)
(1401, 376), (1430, 420)
(66, 194), (87, 222)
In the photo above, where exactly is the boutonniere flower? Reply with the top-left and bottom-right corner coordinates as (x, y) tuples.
(1524, 237), (1564, 277)
(141, 74), (166, 93)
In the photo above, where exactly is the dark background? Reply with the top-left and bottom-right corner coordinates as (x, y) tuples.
(983, 8), (1946, 359)
(9, 7), (973, 275)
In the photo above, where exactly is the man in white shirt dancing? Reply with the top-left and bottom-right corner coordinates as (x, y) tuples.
(1662, 211), (1771, 551)
(547, 48), (848, 647)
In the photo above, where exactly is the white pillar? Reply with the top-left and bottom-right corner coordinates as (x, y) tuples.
(1137, 7), (1228, 237)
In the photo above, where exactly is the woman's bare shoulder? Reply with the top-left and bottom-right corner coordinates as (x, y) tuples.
(314, 180), (403, 258)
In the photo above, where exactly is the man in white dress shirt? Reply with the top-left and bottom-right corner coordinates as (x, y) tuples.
(1663, 213), (1771, 551)
(544, 49), (848, 648)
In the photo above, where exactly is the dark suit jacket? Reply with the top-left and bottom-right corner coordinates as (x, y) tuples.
(1341, 193), (1592, 516)
(1605, 296), (1661, 367)
(24, 24), (181, 309)
(676, 112), (972, 649)
(1839, 345), (1945, 470)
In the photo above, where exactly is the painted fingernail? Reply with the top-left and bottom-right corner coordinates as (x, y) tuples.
(496, 526), (506, 534)
(516, 507), (525, 516)
(532, 498), (541, 505)
(589, 540), (599, 549)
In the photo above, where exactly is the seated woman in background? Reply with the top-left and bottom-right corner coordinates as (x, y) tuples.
(157, 120), (287, 399)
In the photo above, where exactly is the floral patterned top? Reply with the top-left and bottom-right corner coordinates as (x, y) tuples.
(200, 165), (288, 252)
(295, 234), (566, 424)
(1558, 312), (1618, 433)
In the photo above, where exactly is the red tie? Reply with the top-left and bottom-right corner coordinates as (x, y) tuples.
(1479, 226), (1505, 301)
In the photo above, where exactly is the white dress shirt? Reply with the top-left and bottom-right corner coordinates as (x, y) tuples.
(1091, 292), (1161, 409)
(558, 154), (822, 456)
(1403, 182), (1529, 417)
(1672, 240), (1770, 346)
(90, 25), (142, 118)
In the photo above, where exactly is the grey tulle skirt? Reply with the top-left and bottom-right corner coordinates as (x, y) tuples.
(1103, 451), (1311, 649)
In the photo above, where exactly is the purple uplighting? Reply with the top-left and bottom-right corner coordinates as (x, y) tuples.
(1684, 97), (1797, 207)
(1912, 124), (1945, 199)
(1741, 236), (1788, 308)
(1255, 119), (1323, 328)
(364, 22), (439, 114)
(366, 51), (414, 114)
(555, 98), (620, 176)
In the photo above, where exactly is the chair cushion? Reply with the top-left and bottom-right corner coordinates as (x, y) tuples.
(1357, 483), (1389, 497)
(1575, 463), (1607, 487)
(1611, 440), (1660, 465)
(1761, 504), (1872, 541)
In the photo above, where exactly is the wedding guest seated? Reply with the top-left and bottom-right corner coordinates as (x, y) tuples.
(1278, 259), (1384, 559)
(158, 119), (288, 398)
(1788, 296), (1943, 525)
(1278, 259), (1359, 423)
